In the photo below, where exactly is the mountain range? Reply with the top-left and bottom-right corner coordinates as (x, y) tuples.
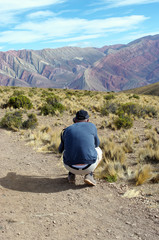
(0, 34), (159, 91)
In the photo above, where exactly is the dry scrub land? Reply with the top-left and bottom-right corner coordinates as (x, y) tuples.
(0, 86), (159, 239)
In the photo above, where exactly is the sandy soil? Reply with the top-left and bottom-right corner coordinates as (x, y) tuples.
(0, 127), (159, 240)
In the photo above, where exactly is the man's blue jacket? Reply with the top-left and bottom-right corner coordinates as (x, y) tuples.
(59, 122), (100, 165)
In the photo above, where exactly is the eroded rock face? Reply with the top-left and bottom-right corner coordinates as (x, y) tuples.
(80, 35), (159, 91)
(0, 34), (159, 91)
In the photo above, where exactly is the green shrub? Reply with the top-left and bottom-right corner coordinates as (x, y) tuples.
(118, 102), (139, 116)
(65, 91), (74, 99)
(129, 94), (140, 99)
(118, 103), (157, 118)
(28, 87), (38, 96)
(12, 90), (25, 96)
(40, 104), (54, 116)
(104, 174), (117, 182)
(40, 96), (65, 116)
(41, 90), (54, 98)
(40, 102), (65, 116)
(104, 94), (115, 100)
(3, 87), (11, 92)
(142, 106), (157, 118)
(28, 92), (34, 98)
(0, 111), (23, 130)
(101, 102), (119, 116)
(145, 123), (152, 129)
(114, 115), (133, 129)
(101, 101), (157, 119)
(7, 95), (33, 109)
(23, 113), (38, 129)
(48, 88), (54, 92)
(46, 96), (60, 105)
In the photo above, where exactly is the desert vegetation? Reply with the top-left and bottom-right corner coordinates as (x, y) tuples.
(0, 86), (159, 187)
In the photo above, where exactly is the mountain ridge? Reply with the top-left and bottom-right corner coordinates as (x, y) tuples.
(0, 34), (159, 91)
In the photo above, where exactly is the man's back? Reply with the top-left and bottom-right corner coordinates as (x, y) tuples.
(60, 122), (100, 165)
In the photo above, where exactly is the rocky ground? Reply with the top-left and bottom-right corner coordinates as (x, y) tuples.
(0, 127), (159, 240)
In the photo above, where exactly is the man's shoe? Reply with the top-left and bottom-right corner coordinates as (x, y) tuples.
(68, 172), (75, 184)
(84, 172), (96, 186)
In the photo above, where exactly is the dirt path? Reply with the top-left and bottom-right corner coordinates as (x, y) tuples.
(0, 128), (159, 240)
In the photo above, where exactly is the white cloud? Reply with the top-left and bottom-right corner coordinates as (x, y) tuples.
(83, 15), (148, 34)
(27, 11), (55, 19)
(0, 0), (66, 26)
(0, 0), (65, 12)
(0, 31), (41, 44)
(0, 12), (18, 26)
(0, 15), (148, 45)
(100, 0), (159, 7)
(51, 34), (101, 43)
(88, 0), (159, 14)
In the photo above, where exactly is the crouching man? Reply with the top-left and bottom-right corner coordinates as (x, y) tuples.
(59, 110), (102, 186)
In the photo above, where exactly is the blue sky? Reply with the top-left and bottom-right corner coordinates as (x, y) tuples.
(0, 0), (159, 51)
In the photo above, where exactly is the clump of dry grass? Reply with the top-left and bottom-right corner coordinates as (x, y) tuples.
(139, 130), (159, 165)
(121, 130), (134, 153)
(25, 125), (61, 153)
(137, 129), (159, 184)
(95, 137), (128, 182)
(100, 137), (126, 164)
(135, 164), (154, 185)
(101, 114), (117, 130)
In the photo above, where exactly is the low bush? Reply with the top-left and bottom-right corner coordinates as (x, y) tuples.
(104, 94), (115, 100)
(65, 91), (74, 99)
(3, 87), (11, 92)
(142, 106), (157, 118)
(40, 103), (65, 116)
(0, 111), (23, 130)
(101, 101), (157, 119)
(118, 103), (157, 118)
(114, 115), (133, 129)
(129, 94), (140, 99)
(23, 113), (38, 129)
(6, 95), (33, 109)
(41, 90), (57, 98)
(0, 111), (38, 131)
(101, 102), (119, 116)
(117, 102), (140, 117)
(12, 90), (25, 96)
(40, 96), (65, 116)
(28, 88), (38, 97)
(46, 96), (60, 105)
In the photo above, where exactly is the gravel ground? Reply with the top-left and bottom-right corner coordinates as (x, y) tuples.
(0, 128), (159, 240)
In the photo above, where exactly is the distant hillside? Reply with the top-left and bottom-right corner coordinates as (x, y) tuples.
(0, 34), (159, 91)
(124, 81), (159, 96)
(0, 47), (105, 89)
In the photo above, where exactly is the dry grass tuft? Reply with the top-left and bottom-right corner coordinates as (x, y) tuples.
(121, 130), (134, 153)
(135, 164), (154, 185)
(95, 137), (127, 182)
(25, 125), (61, 153)
(139, 130), (159, 165)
